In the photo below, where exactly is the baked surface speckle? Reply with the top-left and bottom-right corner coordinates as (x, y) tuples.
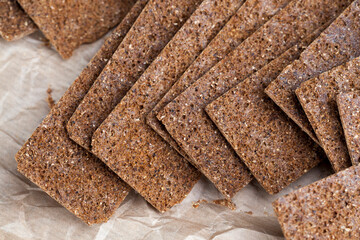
(17, 0), (136, 58)
(91, 0), (248, 212)
(273, 165), (360, 240)
(15, 1), (147, 224)
(147, 0), (292, 157)
(337, 90), (360, 166)
(296, 57), (360, 171)
(205, 26), (327, 195)
(0, 0), (37, 41)
(160, 0), (347, 197)
(265, 0), (360, 148)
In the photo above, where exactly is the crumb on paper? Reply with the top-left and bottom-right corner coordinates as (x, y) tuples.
(192, 199), (236, 210)
(244, 211), (253, 215)
(47, 87), (55, 109)
(212, 199), (236, 210)
(192, 199), (208, 208)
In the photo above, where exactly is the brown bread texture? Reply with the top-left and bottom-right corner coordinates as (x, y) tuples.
(15, 1), (148, 225)
(296, 57), (360, 172)
(146, 0), (292, 158)
(273, 165), (360, 240)
(205, 26), (327, 195)
(0, 0), (37, 41)
(265, 0), (360, 145)
(159, 0), (348, 196)
(337, 91), (360, 166)
(91, 0), (246, 212)
(67, 0), (203, 151)
(17, 0), (136, 59)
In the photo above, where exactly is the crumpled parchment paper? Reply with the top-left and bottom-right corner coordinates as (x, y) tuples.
(0, 32), (334, 240)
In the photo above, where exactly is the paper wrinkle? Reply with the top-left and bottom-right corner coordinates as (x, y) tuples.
(0, 32), (333, 240)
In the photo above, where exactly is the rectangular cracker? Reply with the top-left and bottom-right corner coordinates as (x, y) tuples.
(205, 27), (327, 194)
(15, 0), (148, 225)
(17, 0), (136, 58)
(265, 0), (360, 146)
(67, 0), (203, 151)
(295, 57), (360, 172)
(273, 165), (360, 239)
(337, 91), (360, 165)
(146, 0), (292, 158)
(159, 0), (347, 195)
(0, 0), (37, 41)
(92, 0), (246, 211)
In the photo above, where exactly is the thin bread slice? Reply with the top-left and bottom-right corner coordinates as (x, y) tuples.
(17, 0), (136, 58)
(92, 0), (246, 211)
(0, 0), (37, 41)
(265, 0), (360, 146)
(337, 91), (360, 165)
(295, 57), (360, 172)
(205, 26), (327, 194)
(67, 0), (203, 151)
(273, 165), (360, 239)
(159, 0), (349, 196)
(146, 0), (292, 158)
(15, 0), (148, 225)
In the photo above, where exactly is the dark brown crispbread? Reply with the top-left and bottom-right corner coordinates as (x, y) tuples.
(17, 0), (136, 59)
(265, 0), (360, 145)
(337, 91), (360, 166)
(295, 58), (360, 172)
(159, 0), (348, 196)
(147, 0), (292, 158)
(0, 0), (37, 41)
(273, 165), (360, 240)
(15, 1), (148, 225)
(92, 0), (246, 212)
(67, 0), (203, 151)
(205, 27), (327, 194)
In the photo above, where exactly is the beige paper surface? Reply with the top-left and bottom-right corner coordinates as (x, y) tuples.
(0, 32), (333, 240)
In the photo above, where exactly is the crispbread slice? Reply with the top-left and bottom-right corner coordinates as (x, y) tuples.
(92, 0), (246, 211)
(265, 0), (360, 146)
(205, 26), (327, 194)
(159, 0), (349, 196)
(15, 0), (148, 225)
(337, 91), (360, 165)
(17, 0), (136, 58)
(146, 0), (292, 158)
(295, 57), (360, 172)
(67, 0), (203, 151)
(273, 165), (360, 240)
(0, 0), (37, 41)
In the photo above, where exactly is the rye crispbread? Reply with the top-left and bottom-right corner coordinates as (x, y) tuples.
(273, 165), (360, 239)
(159, 0), (348, 196)
(265, 0), (360, 145)
(67, 0), (203, 150)
(296, 57), (360, 172)
(146, 0), (292, 158)
(15, 1), (147, 224)
(92, 0), (247, 211)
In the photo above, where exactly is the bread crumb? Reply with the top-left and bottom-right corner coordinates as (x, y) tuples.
(47, 87), (55, 109)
